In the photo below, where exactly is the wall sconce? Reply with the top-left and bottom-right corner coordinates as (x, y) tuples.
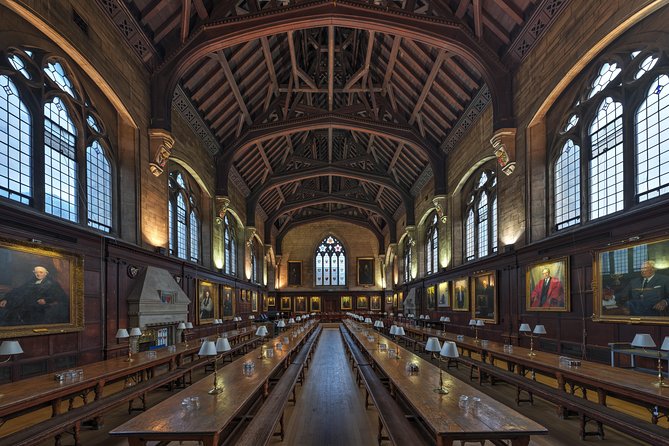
(519, 323), (546, 356)
(0, 340), (23, 363)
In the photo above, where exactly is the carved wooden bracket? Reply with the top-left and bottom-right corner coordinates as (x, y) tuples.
(148, 129), (175, 176)
(215, 196), (231, 223)
(432, 195), (448, 223)
(490, 128), (517, 176)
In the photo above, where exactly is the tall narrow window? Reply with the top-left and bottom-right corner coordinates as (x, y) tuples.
(0, 75), (31, 204)
(315, 235), (346, 286)
(464, 168), (497, 262)
(554, 139), (581, 229)
(403, 236), (412, 283)
(168, 170), (200, 262)
(86, 140), (112, 232)
(224, 214), (237, 276)
(589, 97), (623, 220)
(44, 97), (78, 222)
(250, 238), (258, 283)
(425, 213), (438, 275)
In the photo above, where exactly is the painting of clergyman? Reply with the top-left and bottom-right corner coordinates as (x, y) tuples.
(386, 295), (392, 304)
(595, 237), (669, 324)
(295, 296), (307, 313)
(357, 258), (374, 286)
(370, 295), (381, 311)
(472, 271), (497, 323)
(288, 261), (302, 286)
(221, 286), (234, 319)
(426, 285), (436, 310)
(0, 238), (84, 338)
(251, 290), (258, 313)
(310, 296), (321, 312)
(341, 295), (352, 310)
(526, 258), (569, 312)
(453, 278), (469, 311)
(267, 296), (276, 307)
(437, 281), (450, 308)
(197, 281), (218, 324)
(357, 295), (369, 309)
(280, 296), (291, 311)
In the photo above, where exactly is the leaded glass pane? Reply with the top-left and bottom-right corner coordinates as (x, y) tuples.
(168, 201), (174, 254)
(588, 62), (621, 99)
(331, 253), (338, 285)
(316, 253), (323, 285)
(563, 114), (579, 132)
(338, 255), (346, 284)
(44, 61), (76, 98)
(87, 114), (101, 132)
(323, 254), (330, 285)
(44, 98), (77, 222)
(0, 75), (31, 204)
(176, 194), (187, 259)
(477, 193), (489, 257)
(555, 139), (581, 229)
(589, 97), (624, 219)
(190, 212), (199, 262)
(632, 245), (648, 272)
(8, 54), (30, 79)
(86, 140), (112, 232)
(315, 235), (346, 286)
(635, 55), (658, 80)
(465, 210), (475, 262)
(491, 197), (498, 253)
(636, 75), (669, 202)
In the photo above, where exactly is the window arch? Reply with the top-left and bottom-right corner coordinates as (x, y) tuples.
(168, 170), (200, 262)
(464, 168), (497, 262)
(315, 235), (346, 286)
(403, 236), (412, 283)
(550, 44), (669, 231)
(425, 213), (438, 275)
(223, 214), (237, 276)
(1, 48), (115, 232)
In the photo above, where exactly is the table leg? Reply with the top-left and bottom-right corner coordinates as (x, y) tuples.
(435, 435), (452, 446)
(127, 438), (145, 446)
(510, 436), (530, 446)
(597, 388), (607, 406)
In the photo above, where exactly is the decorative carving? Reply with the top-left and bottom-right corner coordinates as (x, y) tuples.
(127, 264), (140, 278)
(490, 128), (517, 176)
(508, 0), (571, 62)
(441, 85), (491, 153)
(148, 129), (175, 176)
(432, 195), (448, 223)
(172, 86), (220, 156)
(410, 164), (433, 197)
(173, 274), (182, 284)
(245, 227), (257, 247)
(405, 226), (416, 247)
(215, 196), (231, 224)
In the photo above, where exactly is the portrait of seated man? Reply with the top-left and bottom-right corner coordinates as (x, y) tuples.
(611, 260), (669, 316)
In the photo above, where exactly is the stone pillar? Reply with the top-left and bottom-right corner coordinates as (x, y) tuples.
(148, 129), (175, 176)
(490, 128), (517, 176)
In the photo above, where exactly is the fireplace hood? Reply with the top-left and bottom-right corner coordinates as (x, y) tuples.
(127, 266), (190, 328)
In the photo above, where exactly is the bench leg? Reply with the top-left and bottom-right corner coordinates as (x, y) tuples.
(365, 389), (371, 409)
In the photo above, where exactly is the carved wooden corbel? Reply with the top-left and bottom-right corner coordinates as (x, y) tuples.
(490, 128), (517, 176)
(148, 129), (175, 176)
(432, 195), (448, 223)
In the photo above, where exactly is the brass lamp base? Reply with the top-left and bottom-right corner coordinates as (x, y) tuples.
(527, 351), (536, 357)
(653, 380), (669, 388)
(433, 387), (449, 394)
(209, 387), (224, 394)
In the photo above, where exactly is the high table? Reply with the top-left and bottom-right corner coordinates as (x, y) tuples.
(110, 321), (317, 446)
(345, 320), (547, 446)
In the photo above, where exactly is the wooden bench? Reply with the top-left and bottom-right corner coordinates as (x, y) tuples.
(0, 366), (189, 446)
(340, 328), (429, 446)
(467, 358), (669, 445)
(234, 326), (322, 446)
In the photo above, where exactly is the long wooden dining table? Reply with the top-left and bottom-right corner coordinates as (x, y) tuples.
(344, 320), (547, 446)
(109, 321), (317, 446)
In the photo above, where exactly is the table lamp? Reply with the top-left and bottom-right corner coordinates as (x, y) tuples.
(395, 326), (405, 337)
(520, 323), (546, 356)
(632, 333), (669, 388)
(128, 327), (142, 362)
(115, 328), (132, 361)
(374, 320), (384, 331)
(440, 316), (451, 332)
(277, 319), (286, 333)
(0, 340), (23, 363)
(197, 341), (220, 394)
(389, 325), (398, 339)
(256, 325), (268, 358)
(425, 336), (442, 362)
(364, 317), (372, 324)
(288, 317), (295, 324)
(471, 319), (484, 342)
(436, 341), (459, 394)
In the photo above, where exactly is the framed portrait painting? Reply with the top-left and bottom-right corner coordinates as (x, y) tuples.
(280, 296), (291, 311)
(267, 296), (276, 308)
(452, 277), (469, 311)
(251, 290), (258, 313)
(341, 295), (352, 310)
(526, 258), (569, 312)
(310, 296), (321, 312)
(594, 237), (669, 324)
(472, 271), (497, 323)
(197, 281), (219, 324)
(426, 285), (436, 310)
(221, 286), (234, 319)
(437, 281), (450, 308)
(357, 295), (369, 309)
(288, 261), (302, 286)
(357, 258), (374, 286)
(295, 296), (307, 313)
(0, 238), (83, 338)
(370, 295), (382, 311)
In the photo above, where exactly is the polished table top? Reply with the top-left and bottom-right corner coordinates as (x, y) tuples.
(345, 321), (547, 440)
(110, 321), (316, 439)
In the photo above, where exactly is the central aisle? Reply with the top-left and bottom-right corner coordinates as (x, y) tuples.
(278, 327), (378, 446)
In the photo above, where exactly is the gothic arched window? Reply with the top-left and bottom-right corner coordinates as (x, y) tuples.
(168, 170), (200, 262)
(223, 214), (237, 276)
(464, 168), (497, 262)
(315, 235), (346, 286)
(425, 213), (438, 275)
(403, 236), (412, 283)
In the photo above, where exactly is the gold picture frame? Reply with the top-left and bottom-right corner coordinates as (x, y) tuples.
(310, 296), (321, 312)
(341, 295), (352, 310)
(197, 280), (219, 324)
(221, 286), (235, 320)
(356, 295), (369, 309)
(472, 271), (497, 323)
(526, 257), (570, 312)
(288, 261), (302, 286)
(453, 277), (469, 311)
(437, 281), (450, 308)
(357, 257), (374, 286)
(280, 296), (291, 311)
(0, 238), (84, 338)
(295, 296), (307, 313)
(426, 285), (436, 310)
(370, 295), (382, 311)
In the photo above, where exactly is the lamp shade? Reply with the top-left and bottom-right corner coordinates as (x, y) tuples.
(440, 341), (459, 358)
(661, 337), (669, 351)
(129, 327), (142, 337)
(198, 340), (217, 356)
(396, 327), (406, 336)
(533, 325), (547, 335)
(176, 322), (186, 330)
(277, 320), (286, 328)
(364, 317), (372, 324)
(398, 313), (403, 317)
(255, 326), (268, 337)
(115, 328), (129, 339)
(249, 315), (255, 320)
(296, 316), (302, 322)
(476, 320), (485, 327)
(389, 325), (397, 335)
(216, 337), (231, 352)
(632, 333), (656, 348)
(425, 337), (442, 352)
(288, 318), (295, 324)
(519, 323), (531, 333)
(185, 322), (194, 329)
(419, 315), (425, 320)
(375, 321), (384, 328)
(469, 319), (477, 326)
(0, 340), (23, 355)
(443, 317), (451, 323)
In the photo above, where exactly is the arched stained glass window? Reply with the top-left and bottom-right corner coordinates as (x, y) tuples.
(425, 213), (438, 275)
(464, 168), (497, 262)
(224, 214), (237, 276)
(168, 169), (200, 262)
(315, 235), (346, 286)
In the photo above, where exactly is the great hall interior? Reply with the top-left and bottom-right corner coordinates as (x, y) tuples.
(1, 1), (669, 445)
